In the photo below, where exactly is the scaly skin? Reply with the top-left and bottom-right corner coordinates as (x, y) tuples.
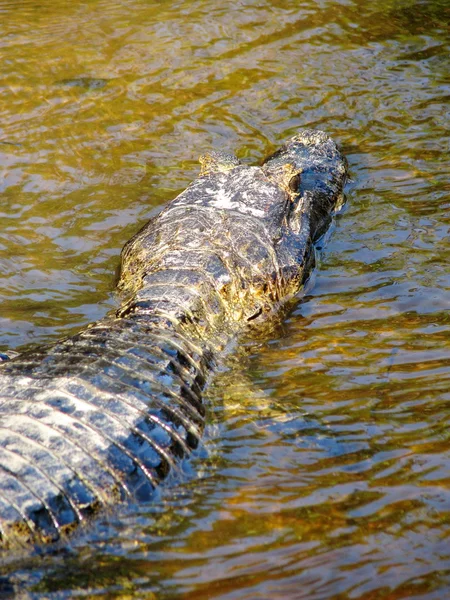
(0, 129), (347, 547)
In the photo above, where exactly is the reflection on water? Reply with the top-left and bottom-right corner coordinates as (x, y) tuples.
(0, 0), (449, 597)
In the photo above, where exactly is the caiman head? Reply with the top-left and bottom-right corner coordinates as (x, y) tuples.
(192, 129), (347, 294)
(195, 129), (347, 244)
(118, 129), (347, 318)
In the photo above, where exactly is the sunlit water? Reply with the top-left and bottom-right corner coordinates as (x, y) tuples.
(0, 0), (449, 597)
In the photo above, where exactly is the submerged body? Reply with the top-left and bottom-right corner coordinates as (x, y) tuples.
(0, 130), (346, 547)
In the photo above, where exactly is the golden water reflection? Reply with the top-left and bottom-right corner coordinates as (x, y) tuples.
(0, 0), (449, 597)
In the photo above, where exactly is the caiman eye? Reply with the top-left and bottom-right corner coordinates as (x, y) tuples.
(289, 173), (301, 192)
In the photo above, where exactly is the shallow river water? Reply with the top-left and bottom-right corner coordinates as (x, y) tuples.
(0, 0), (449, 598)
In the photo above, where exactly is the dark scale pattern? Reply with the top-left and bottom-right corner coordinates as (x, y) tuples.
(0, 129), (346, 546)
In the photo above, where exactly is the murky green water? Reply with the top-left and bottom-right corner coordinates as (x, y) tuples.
(0, 0), (449, 597)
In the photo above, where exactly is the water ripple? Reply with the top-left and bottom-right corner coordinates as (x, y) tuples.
(0, 0), (449, 597)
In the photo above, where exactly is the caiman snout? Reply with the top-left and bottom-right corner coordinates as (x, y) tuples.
(262, 129), (347, 240)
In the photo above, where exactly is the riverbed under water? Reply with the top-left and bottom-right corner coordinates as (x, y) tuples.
(0, 0), (449, 598)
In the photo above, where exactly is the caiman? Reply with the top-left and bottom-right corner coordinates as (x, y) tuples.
(0, 129), (347, 547)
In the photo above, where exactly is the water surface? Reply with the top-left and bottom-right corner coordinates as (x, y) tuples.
(0, 0), (449, 598)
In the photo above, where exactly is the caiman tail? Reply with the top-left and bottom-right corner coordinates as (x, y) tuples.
(0, 130), (347, 547)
